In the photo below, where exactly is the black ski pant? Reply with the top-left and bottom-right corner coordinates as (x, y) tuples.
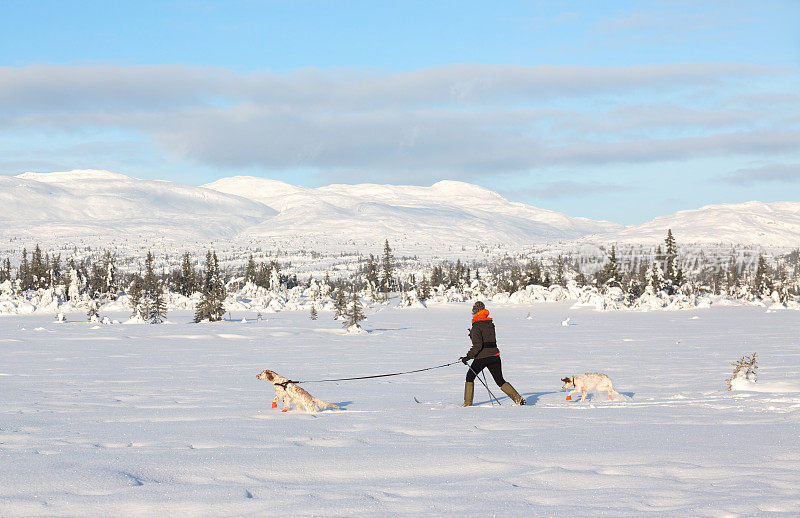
(465, 355), (506, 386)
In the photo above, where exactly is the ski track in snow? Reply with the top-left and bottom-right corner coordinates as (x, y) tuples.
(1, 303), (799, 516)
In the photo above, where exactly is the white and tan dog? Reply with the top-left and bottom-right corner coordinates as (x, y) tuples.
(561, 373), (620, 402)
(256, 369), (339, 413)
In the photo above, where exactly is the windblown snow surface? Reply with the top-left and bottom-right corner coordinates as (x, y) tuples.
(2, 303), (799, 516)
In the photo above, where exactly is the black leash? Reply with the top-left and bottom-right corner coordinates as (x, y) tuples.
(282, 360), (461, 385)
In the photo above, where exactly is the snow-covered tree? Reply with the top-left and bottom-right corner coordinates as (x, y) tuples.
(31, 245), (46, 290)
(364, 254), (379, 295)
(269, 262), (281, 292)
(86, 300), (100, 322)
(724, 253), (739, 294)
(380, 240), (394, 295)
(17, 248), (31, 291)
(309, 306), (318, 320)
(523, 259), (542, 287)
(195, 251), (226, 322)
(102, 250), (117, 297)
(663, 229), (682, 294)
(244, 253), (257, 284)
(418, 276), (432, 302)
(647, 261), (665, 293)
(50, 254), (62, 288)
(430, 265), (445, 287)
(775, 266), (790, 303)
(0, 257), (9, 283)
(343, 285), (366, 330)
(333, 286), (347, 320)
(752, 254), (772, 298)
(67, 264), (81, 301)
(554, 255), (566, 286)
(141, 251), (166, 323)
(128, 273), (144, 319)
(598, 245), (621, 288)
(149, 286), (167, 324)
(177, 251), (197, 296)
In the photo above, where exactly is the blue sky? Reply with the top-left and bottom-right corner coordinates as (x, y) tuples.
(1, 0), (799, 224)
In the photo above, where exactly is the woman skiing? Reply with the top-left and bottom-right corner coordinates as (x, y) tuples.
(459, 301), (525, 406)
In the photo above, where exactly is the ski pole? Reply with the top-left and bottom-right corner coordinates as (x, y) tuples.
(480, 371), (494, 406)
(466, 363), (502, 405)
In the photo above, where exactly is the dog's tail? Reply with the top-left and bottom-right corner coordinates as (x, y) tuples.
(313, 398), (339, 410)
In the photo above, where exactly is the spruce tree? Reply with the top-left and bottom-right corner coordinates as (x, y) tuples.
(365, 254), (379, 295)
(418, 276), (432, 302)
(554, 255), (566, 286)
(178, 252), (196, 296)
(753, 254), (772, 298)
(245, 253), (256, 284)
(380, 240), (394, 296)
(599, 246), (620, 288)
(269, 263), (281, 292)
(87, 300), (100, 322)
(103, 251), (117, 296)
(310, 306), (318, 320)
(89, 262), (104, 296)
(143, 251), (158, 302)
(647, 261), (665, 293)
(51, 254), (62, 288)
(128, 274), (144, 319)
(18, 248), (31, 291)
(66, 260), (81, 301)
(524, 260), (542, 286)
(450, 259), (465, 287)
(776, 266), (790, 303)
(210, 253), (227, 321)
(725, 253), (739, 294)
(196, 251), (225, 322)
(150, 283), (167, 323)
(142, 253), (167, 323)
(0, 258), (10, 283)
(333, 286), (347, 320)
(31, 245), (45, 289)
(44, 253), (51, 288)
(343, 285), (366, 330)
(507, 264), (523, 291)
(637, 260), (648, 289)
(663, 229), (681, 294)
(430, 265), (445, 287)
(255, 262), (269, 288)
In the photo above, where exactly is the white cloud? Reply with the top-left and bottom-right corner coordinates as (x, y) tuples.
(1, 63), (797, 183)
(720, 163), (800, 185)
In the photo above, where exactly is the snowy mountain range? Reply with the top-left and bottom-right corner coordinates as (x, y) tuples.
(203, 176), (621, 249)
(603, 201), (800, 247)
(1, 169), (798, 251)
(0, 170), (276, 244)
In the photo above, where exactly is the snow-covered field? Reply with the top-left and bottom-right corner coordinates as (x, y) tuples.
(2, 303), (799, 516)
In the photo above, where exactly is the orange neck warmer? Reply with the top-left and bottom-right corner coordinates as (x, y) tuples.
(472, 309), (492, 323)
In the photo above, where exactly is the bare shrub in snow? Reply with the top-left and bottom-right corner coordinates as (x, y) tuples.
(726, 352), (758, 390)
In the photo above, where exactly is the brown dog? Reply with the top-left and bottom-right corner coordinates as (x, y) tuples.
(256, 369), (339, 413)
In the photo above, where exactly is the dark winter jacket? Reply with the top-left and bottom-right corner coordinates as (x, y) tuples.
(466, 310), (500, 360)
